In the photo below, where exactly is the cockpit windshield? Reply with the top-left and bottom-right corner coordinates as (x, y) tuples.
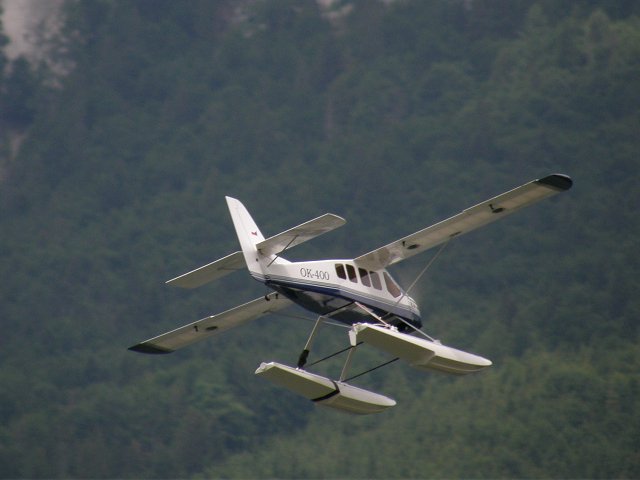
(334, 263), (403, 298)
(383, 272), (402, 298)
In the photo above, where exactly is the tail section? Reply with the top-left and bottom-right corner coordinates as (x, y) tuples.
(226, 196), (343, 277)
(226, 196), (268, 277)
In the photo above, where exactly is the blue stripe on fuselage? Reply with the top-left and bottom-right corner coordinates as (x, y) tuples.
(262, 274), (422, 328)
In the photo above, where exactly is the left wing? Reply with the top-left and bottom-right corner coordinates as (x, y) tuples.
(166, 251), (245, 289)
(354, 174), (572, 270)
(129, 292), (292, 354)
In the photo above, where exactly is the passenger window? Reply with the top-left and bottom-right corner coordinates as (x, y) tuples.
(370, 271), (382, 290)
(335, 264), (346, 280)
(358, 268), (371, 287)
(383, 272), (402, 297)
(346, 264), (357, 283)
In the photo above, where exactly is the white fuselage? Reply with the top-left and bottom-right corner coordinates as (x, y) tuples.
(225, 194), (421, 328)
(253, 257), (422, 329)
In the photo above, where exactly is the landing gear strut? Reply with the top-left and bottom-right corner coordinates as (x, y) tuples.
(297, 315), (324, 368)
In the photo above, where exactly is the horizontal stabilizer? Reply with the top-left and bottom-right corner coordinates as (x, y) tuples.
(166, 251), (245, 288)
(255, 361), (396, 415)
(352, 323), (491, 375)
(355, 174), (573, 270)
(129, 292), (292, 354)
(256, 213), (346, 256)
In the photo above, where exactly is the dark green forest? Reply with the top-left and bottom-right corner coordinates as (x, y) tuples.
(1, 0), (639, 477)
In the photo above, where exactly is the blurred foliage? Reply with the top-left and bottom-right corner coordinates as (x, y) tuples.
(0, 0), (638, 477)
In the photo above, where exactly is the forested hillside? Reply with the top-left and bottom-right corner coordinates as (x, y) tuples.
(1, 1), (639, 478)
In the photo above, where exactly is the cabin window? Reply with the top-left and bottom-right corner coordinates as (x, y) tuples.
(370, 271), (382, 290)
(335, 264), (346, 280)
(358, 268), (371, 287)
(346, 264), (358, 283)
(383, 272), (402, 297)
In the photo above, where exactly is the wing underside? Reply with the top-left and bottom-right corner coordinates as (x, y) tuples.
(354, 174), (572, 270)
(256, 213), (346, 256)
(129, 292), (293, 354)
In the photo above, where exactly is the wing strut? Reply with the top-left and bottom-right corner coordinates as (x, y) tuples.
(267, 234), (299, 267)
(401, 238), (451, 299)
(380, 240), (452, 341)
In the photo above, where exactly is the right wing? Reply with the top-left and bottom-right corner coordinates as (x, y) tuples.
(166, 251), (245, 289)
(256, 213), (346, 256)
(354, 174), (572, 270)
(129, 292), (293, 354)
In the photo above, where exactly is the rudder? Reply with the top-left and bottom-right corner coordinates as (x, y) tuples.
(226, 196), (266, 276)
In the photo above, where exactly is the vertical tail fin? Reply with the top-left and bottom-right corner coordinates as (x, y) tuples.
(226, 196), (266, 276)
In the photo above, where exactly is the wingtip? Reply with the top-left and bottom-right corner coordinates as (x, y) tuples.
(128, 343), (173, 354)
(330, 213), (347, 225)
(165, 277), (192, 289)
(537, 174), (573, 191)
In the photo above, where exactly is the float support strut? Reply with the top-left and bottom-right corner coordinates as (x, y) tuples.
(297, 316), (324, 369)
(339, 345), (358, 382)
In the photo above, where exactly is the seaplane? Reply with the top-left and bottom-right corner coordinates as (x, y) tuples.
(130, 174), (572, 414)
